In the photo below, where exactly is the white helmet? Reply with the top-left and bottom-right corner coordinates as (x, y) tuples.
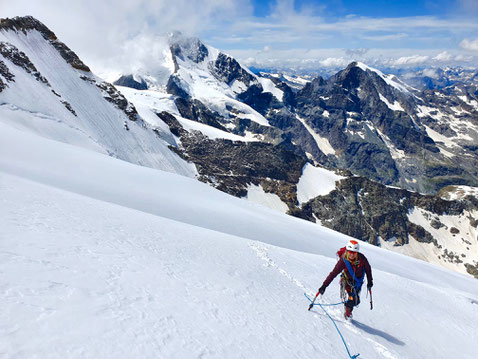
(346, 239), (360, 253)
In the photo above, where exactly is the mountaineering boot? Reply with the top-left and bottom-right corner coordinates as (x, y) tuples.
(344, 305), (353, 319)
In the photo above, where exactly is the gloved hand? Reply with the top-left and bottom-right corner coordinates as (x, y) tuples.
(367, 281), (373, 290)
(318, 285), (326, 296)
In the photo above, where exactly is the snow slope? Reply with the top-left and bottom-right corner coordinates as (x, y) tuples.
(297, 163), (344, 204)
(1, 121), (478, 359)
(0, 25), (196, 178)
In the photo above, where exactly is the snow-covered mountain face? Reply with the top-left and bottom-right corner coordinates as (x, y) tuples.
(258, 71), (311, 90)
(295, 62), (478, 193)
(0, 16), (196, 177)
(113, 31), (285, 134)
(122, 38), (478, 194)
(1, 16), (477, 278)
(114, 40), (478, 277)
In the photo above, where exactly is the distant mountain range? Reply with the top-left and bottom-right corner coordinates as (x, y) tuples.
(1, 16), (477, 278)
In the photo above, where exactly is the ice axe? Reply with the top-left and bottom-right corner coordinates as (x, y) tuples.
(369, 289), (373, 310)
(308, 292), (320, 311)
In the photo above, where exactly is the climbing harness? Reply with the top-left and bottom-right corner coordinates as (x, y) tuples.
(343, 259), (365, 291)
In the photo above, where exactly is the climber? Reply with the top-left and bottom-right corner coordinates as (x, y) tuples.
(317, 239), (373, 319)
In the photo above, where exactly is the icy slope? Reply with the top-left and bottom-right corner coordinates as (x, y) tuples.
(1, 121), (478, 358)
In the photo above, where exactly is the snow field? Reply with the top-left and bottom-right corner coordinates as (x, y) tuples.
(1, 121), (478, 358)
(296, 163), (344, 204)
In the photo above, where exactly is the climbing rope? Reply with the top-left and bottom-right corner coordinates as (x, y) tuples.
(304, 293), (360, 359)
(305, 296), (344, 307)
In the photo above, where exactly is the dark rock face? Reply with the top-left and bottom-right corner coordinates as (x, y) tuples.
(170, 38), (208, 63)
(0, 59), (14, 92)
(465, 263), (478, 278)
(156, 111), (183, 137)
(114, 75), (148, 90)
(0, 58), (15, 82)
(416, 86), (478, 191)
(174, 97), (228, 131)
(210, 53), (255, 86)
(156, 111), (306, 206)
(237, 84), (276, 115)
(166, 75), (190, 99)
(80, 76), (139, 121)
(296, 176), (470, 247)
(291, 62), (478, 193)
(0, 16), (90, 72)
(60, 100), (77, 116)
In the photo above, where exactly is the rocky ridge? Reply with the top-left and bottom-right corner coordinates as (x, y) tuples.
(0, 16), (90, 72)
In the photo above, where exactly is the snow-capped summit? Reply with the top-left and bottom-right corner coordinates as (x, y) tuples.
(113, 31), (286, 130)
(168, 31), (212, 64)
(353, 61), (413, 94)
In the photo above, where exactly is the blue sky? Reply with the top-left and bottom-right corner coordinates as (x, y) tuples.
(253, 0), (454, 18)
(205, 0), (478, 70)
(2, 0), (478, 74)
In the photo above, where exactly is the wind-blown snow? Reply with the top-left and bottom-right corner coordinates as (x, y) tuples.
(297, 164), (344, 204)
(1, 121), (478, 359)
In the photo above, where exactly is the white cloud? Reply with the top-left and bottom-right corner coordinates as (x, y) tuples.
(422, 69), (439, 78)
(0, 0), (250, 74)
(453, 54), (473, 62)
(433, 51), (452, 62)
(460, 37), (478, 51)
(361, 33), (408, 41)
(319, 57), (349, 68)
(390, 55), (430, 66)
(1, 0), (477, 74)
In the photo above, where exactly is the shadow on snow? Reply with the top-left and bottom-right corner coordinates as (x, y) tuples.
(352, 320), (405, 346)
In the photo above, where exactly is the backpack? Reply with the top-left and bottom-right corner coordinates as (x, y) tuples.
(336, 246), (346, 259)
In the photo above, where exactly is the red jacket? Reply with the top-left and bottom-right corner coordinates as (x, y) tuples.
(322, 252), (373, 289)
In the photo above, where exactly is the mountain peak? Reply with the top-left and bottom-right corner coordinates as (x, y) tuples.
(0, 16), (56, 39)
(345, 61), (411, 94)
(0, 15), (90, 72)
(168, 32), (209, 64)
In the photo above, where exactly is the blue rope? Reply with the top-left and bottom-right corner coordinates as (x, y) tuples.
(304, 293), (360, 359)
(304, 293), (344, 306)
